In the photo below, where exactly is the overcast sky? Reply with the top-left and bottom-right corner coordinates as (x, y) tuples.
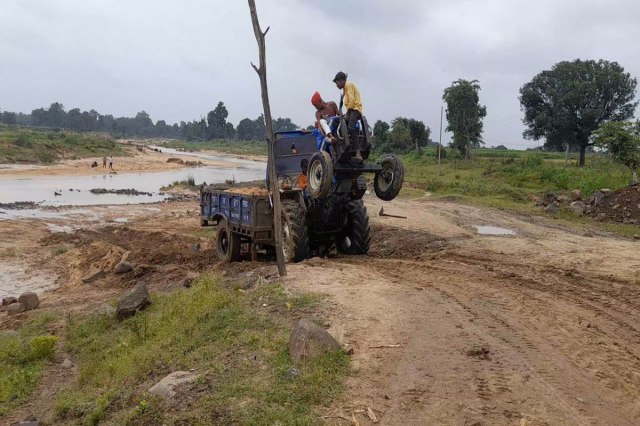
(1, 0), (639, 148)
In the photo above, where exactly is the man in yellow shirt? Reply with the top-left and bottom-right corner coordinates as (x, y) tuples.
(333, 71), (364, 163)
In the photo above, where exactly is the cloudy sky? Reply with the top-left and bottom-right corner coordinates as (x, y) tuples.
(1, 0), (639, 148)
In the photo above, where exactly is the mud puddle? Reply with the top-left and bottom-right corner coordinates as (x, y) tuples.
(474, 225), (516, 235)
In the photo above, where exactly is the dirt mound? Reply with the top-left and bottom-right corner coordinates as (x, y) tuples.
(587, 184), (640, 224)
(42, 226), (219, 291)
(369, 224), (448, 260)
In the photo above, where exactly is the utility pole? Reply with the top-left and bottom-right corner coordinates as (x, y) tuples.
(438, 105), (443, 166)
(248, 0), (286, 276)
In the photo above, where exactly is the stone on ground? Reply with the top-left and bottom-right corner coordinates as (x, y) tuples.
(289, 318), (340, 363)
(2, 296), (17, 305)
(61, 358), (73, 369)
(568, 201), (586, 216)
(544, 204), (560, 213)
(82, 269), (106, 284)
(148, 371), (199, 398)
(114, 261), (134, 274)
(7, 303), (26, 315)
(18, 292), (40, 310)
(571, 189), (582, 201)
(116, 282), (151, 320)
(183, 272), (199, 288)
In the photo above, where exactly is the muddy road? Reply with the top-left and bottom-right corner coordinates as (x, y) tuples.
(2, 193), (640, 425)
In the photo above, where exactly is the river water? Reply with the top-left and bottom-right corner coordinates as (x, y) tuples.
(0, 148), (265, 208)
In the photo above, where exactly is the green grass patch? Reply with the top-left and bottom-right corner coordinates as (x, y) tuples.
(157, 139), (267, 157)
(0, 125), (127, 164)
(0, 313), (59, 416)
(56, 275), (349, 425)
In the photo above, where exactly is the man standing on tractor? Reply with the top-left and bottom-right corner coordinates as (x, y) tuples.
(311, 91), (340, 141)
(333, 71), (363, 163)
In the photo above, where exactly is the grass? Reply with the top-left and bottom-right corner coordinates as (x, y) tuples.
(0, 125), (127, 164)
(390, 148), (638, 235)
(0, 313), (59, 416)
(55, 275), (349, 425)
(157, 139), (267, 157)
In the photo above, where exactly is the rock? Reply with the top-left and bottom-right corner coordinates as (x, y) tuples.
(148, 371), (198, 398)
(612, 204), (621, 210)
(166, 157), (185, 165)
(116, 282), (151, 320)
(596, 213), (607, 221)
(7, 303), (26, 315)
(18, 292), (39, 311)
(2, 296), (17, 305)
(590, 190), (606, 207)
(633, 235), (640, 240)
(544, 203), (560, 213)
(286, 367), (301, 379)
(18, 415), (39, 426)
(570, 189), (582, 201)
(556, 195), (571, 204)
(61, 358), (73, 369)
(189, 243), (201, 252)
(542, 192), (557, 206)
(600, 188), (612, 195)
(94, 304), (116, 317)
(82, 269), (106, 284)
(568, 201), (586, 216)
(289, 318), (341, 363)
(114, 261), (134, 274)
(183, 272), (199, 288)
(466, 344), (491, 360)
(583, 231), (594, 237)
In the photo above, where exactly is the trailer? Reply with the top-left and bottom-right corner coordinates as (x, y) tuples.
(200, 187), (273, 262)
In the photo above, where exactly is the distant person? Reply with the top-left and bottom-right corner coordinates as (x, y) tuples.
(108, 155), (114, 170)
(333, 71), (363, 163)
(311, 91), (340, 141)
(91, 161), (98, 168)
(297, 158), (309, 191)
(102, 156), (107, 168)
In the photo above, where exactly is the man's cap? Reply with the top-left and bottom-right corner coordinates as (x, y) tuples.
(332, 71), (347, 82)
(311, 91), (322, 107)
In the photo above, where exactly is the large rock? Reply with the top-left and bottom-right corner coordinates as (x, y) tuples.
(542, 192), (557, 206)
(114, 261), (134, 274)
(7, 303), (26, 315)
(289, 318), (340, 363)
(556, 195), (571, 204)
(18, 292), (39, 311)
(2, 296), (17, 305)
(116, 282), (151, 320)
(148, 371), (198, 398)
(544, 203), (560, 213)
(570, 189), (582, 201)
(568, 201), (586, 216)
(589, 190), (606, 207)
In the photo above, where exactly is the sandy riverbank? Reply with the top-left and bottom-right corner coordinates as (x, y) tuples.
(0, 143), (266, 179)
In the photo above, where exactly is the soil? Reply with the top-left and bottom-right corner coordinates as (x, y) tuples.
(2, 191), (640, 425)
(587, 183), (640, 224)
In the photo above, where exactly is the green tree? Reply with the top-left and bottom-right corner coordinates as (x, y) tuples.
(373, 120), (390, 148)
(272, 117), (298, 132)
(442, 79), (487, 159)
(519, 59), (638, 166)
(207, 102), (229, 140)
(593, 121), (640, 184)
(389, 118), (411, 152)
(237, 118), (256, 140)
(407, 118), (431, 151)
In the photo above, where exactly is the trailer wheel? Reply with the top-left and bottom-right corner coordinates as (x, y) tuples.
(374, 154), (404, 201)
(337, 199), (370, 255)
(307, 151), (333, 199)
(216, 218), (240, 262)
(281, 199), (309, 262)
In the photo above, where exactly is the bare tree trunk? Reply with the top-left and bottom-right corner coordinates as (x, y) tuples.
(248, 0), (286, 276)
(578, 144), (586, 167)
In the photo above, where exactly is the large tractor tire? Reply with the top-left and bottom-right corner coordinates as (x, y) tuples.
(307, 150), (333, 199)
(281, 199), (310, 263)
(216, 217), (241, 262)
(374, 154), (404, 201)
(337, 199), (371, 255)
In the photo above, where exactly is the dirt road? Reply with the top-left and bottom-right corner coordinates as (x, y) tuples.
(2, 193), (640, 425)
(285, 196), (640, 425)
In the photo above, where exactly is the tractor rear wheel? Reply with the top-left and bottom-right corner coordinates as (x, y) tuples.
(281, 199), (310, 262)
(307, 151), (333, 199)
(337, 199), (371, 255)
(374, 154), (404, 201)
(216, 217), (241, 262)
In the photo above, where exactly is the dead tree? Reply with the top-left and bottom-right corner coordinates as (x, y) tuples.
(248, 0), (286, 276)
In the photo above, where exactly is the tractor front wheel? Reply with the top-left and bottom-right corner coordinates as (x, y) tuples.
(307, 151), (333, 199)
(374, 154), (404, 201)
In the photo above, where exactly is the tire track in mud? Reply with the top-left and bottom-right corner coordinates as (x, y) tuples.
(335, 256), (639, 425)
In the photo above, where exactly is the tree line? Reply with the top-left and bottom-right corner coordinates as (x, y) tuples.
(0, 101), (299, 142)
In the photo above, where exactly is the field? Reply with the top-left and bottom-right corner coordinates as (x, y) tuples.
(0, 126), (126, 163)
(156, 139), (267, 157)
